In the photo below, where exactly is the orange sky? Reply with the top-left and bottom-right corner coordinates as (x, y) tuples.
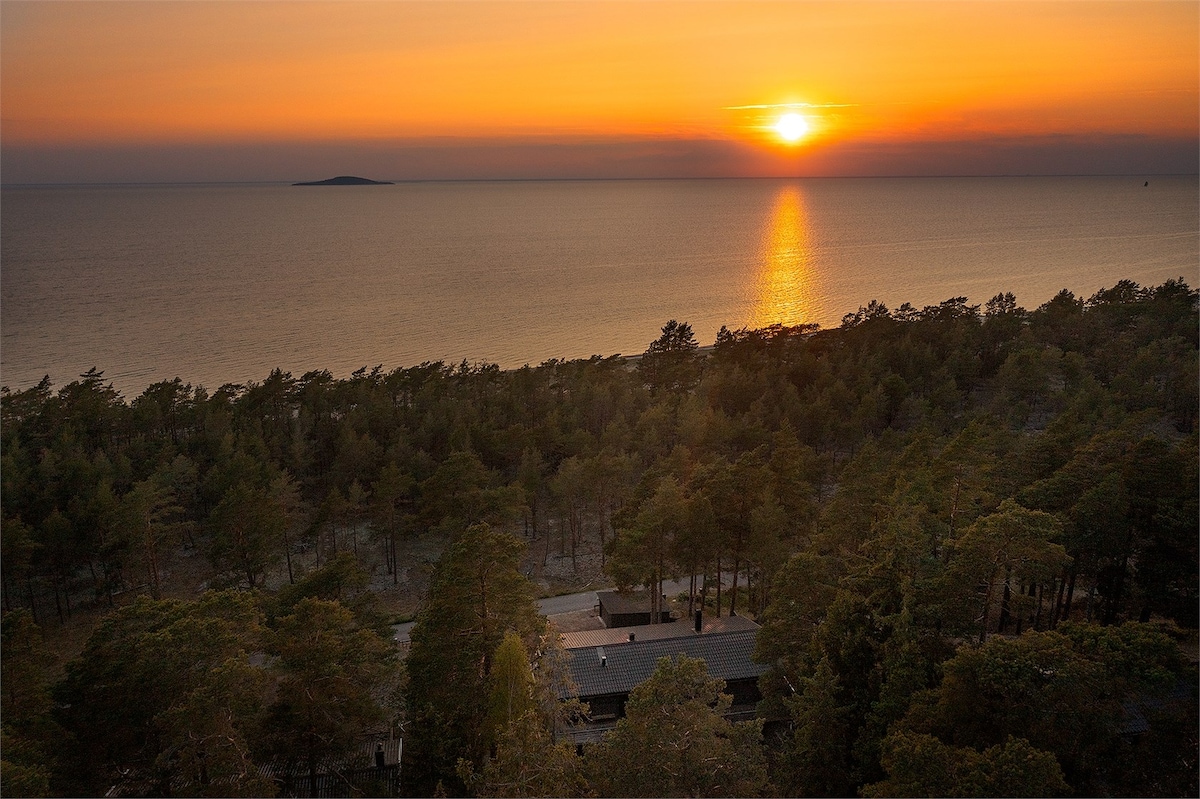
(2, 1), (1197, 181)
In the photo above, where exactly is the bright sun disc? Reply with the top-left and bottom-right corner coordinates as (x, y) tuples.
(775, 113), (808, 142)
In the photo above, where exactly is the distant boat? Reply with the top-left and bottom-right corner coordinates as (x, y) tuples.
(293, 176), (394, 186)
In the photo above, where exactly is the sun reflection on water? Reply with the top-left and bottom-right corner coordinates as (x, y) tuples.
(750, 185), (818, 329)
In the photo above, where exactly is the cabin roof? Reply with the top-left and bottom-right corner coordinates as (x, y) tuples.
(562, 628), (766, 699)
(560, 614), (759, 650)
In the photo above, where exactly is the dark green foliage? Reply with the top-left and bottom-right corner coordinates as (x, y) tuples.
(898, 623), (1196, 796)
(864, 732), (1068, 797)
(207, 481), (285, 589)
(1020, 427), (1199, 627)
(606, 474), (687, 621)
(586, 655), (770, 797)
(1, 610), (62, 797)
(260, 598), (397, 787)
(754, 551), (841, 710)
(776, 657), (856, 796)
(270, 550), (388, 635)
(51, 587), (395, 797)
(54, 591), (266, 795)
(457, 632), (588, 797)
(402, 524), (543, 795)
(1, 278), (1195, 796)
(639, 319), (701, 394)
(419, 450), (522, 534)
(943, 500), (1069, 641)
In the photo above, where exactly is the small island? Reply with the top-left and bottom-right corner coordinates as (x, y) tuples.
(293, 175), (393, 186)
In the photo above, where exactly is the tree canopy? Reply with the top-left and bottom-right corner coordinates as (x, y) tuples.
(2, 277), (1195, 797)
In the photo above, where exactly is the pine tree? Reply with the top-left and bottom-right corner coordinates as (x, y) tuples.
(586, 655), (769, 797)
(403, 524), (543, 795)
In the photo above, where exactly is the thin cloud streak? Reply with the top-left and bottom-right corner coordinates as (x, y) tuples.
(723, 103), (860, 110)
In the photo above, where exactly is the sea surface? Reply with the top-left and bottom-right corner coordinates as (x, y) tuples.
(2, 176), (1196, 397)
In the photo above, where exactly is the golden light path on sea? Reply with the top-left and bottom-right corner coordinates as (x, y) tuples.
(750, 185), (819, 330)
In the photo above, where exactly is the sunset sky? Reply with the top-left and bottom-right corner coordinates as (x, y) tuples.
(2, 1), (1197, 183)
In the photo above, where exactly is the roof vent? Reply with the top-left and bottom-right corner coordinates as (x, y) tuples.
(628, 632), (636, 642)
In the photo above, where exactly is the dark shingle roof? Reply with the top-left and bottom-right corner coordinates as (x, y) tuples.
(560, 614), (759, 649)
(562, 629), (765, 699)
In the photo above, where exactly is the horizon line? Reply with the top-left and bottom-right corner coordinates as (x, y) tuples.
(4, 172), (1197, 189)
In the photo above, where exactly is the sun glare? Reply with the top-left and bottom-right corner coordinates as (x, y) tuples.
(775, 113), (809, 143)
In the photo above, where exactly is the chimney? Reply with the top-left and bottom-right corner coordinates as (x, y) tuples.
(598, 646), (606, 667)
(694, 609), (702, 633)
(375, 742), (385, 769)
(628, 632), (635, 641)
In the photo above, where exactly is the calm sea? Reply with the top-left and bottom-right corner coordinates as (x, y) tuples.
(2, 176), (1196, 397)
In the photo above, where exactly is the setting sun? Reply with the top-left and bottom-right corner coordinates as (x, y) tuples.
(775, 113), (809, 143)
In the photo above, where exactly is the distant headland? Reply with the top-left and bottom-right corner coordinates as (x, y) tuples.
(293, 175), (393, 186)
